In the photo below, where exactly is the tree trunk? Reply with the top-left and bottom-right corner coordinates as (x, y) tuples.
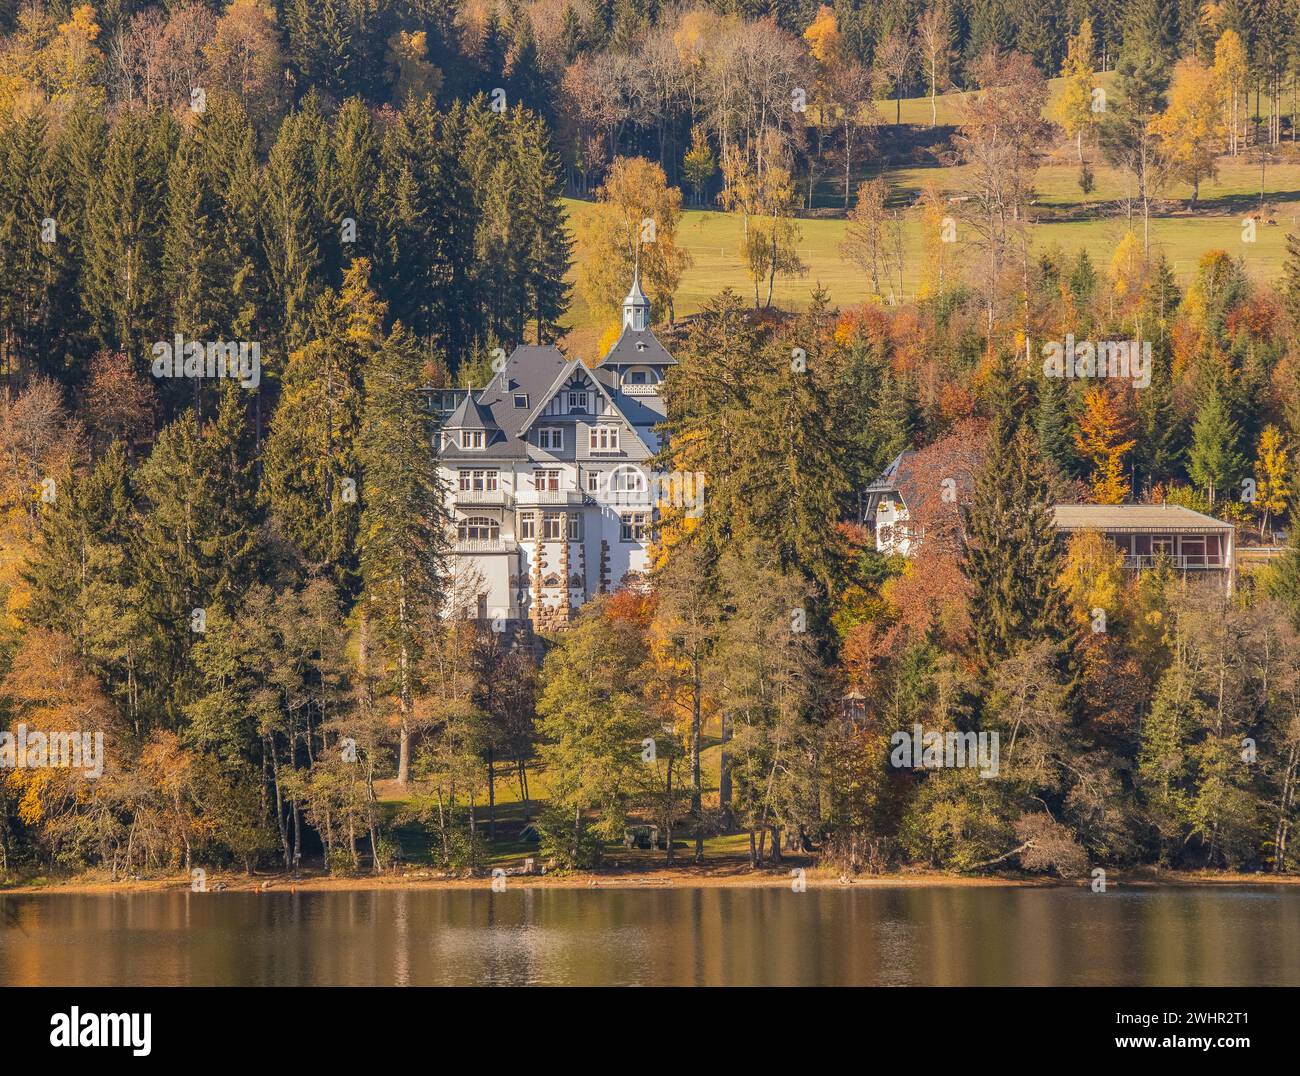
(691, 655), (703, 864)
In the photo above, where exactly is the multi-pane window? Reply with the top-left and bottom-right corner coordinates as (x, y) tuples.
(539, 428), (563, 450)
(568, 515), (582, 540)
(609, 467), (645, 493)
(542, 513), (563, 540)
(457, 517), (499, 541)
(567, 391), (589, 412)
(586, 471), (601, 493)
(461, 430), (485, 449)
(519, 512), (535, 539)
(458, 469), (498, 492)
(620, 513), (648, 542)
(534, 469), (561, 492)
(589, 426), (620, 453)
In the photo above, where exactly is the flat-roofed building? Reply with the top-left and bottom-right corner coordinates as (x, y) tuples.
(1053, 503), (1235, 589)
(862, 452), (1237, 592)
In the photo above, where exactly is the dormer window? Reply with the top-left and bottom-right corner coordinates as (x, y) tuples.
(461, 430), (485, 450)
(636, 342), (647, 352)
(514, 394), (528, 407)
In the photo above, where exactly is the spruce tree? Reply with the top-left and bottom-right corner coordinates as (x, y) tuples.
(964, 363), (1076, 670)
(1188, 384), (1245, 506)
(358, 324), (448, 783)
(83, 109), (170, 358)
(1034, 372), (1077, 480)
(264, 259), (383, 584)
(517, 109), (572, 343)
(264, 106), (325, 351)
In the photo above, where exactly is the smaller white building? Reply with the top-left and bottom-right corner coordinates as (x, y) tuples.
(430, 272), (676, 630)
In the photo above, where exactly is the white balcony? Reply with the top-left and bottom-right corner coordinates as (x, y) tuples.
(454, 539), (519, 554)
(516, 488), (587, 506)
(454, 489), (510, 507)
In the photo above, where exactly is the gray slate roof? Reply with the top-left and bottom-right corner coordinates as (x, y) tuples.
(439, 343), (661, 462)
(598, 326), (677, 368)
(445, 394), (500, 431)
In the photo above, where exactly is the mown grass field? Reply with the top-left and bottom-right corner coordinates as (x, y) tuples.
(561, 72), (1300, 344)
(563, 160), (1300, 341)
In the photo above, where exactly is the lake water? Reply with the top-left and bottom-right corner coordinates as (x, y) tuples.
(2, 885), (1298, 986)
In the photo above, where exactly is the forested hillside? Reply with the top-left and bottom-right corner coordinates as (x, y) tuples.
(5, 0), (1300, 884)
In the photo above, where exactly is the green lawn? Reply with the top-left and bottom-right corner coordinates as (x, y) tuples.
(563, 154), (1300, 336)
(872, 70), (1118, 126)
(379, 720), (734, 868)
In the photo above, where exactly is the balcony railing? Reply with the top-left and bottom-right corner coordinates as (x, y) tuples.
(516, 488), (587, 506)
(454, 488), (510, 506)
(1122, 554), (1226, 570)
(621, 383), (659, 396)
(454, 539), (519, 554)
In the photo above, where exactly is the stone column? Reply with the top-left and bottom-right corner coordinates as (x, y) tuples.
(529, 535), (544, 629)
(558, 511), (571, 625)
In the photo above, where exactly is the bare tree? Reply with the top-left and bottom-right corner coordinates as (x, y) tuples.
(916, 1), (954, 127)
(873, 26), (914, 126)
(953, 49), (1048, 336)
(829, 61), (874, 208)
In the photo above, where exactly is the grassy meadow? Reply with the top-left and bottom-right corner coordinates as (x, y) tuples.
(562, 74), (1300, 346)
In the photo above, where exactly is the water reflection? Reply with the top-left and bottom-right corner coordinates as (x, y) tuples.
(0, 886), (1296, 986)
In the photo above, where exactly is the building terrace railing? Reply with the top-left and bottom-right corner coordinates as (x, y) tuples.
(1122, 554), (1226, 570)
(515, 489), (588, 506)
(454, 539), (519, 554)
(454, 489), (511, 506)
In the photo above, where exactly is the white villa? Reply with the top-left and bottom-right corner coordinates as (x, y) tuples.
(427, 272), (674, 631)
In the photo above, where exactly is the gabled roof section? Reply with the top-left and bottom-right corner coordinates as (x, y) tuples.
(865, 451), (912, 495)
(445, 394), (500, 431)
(516, 358), (653, 456)
(475, 345), (570, 439)
(598, 325), (677, 368)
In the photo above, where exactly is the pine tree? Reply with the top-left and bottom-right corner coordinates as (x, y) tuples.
(1281, 230), (1300, 343)
(516, 109), (572, 343)
(25, 443), (139, 707)
(1136, 342), (1184, 489)
(1188, 384), (1245, 505)
(264, 259), (383, 583)
(331, 96), (379, 269)
(83, 109), (171, 358)
(163, 112), (236, 417)
(133, 389), (262, 727)
(264, 104), (325, 351)
(560, 2), (583, 63)
(378, 95), (476, 368)
(358, 324), (449, 783)
(1034, 372), (1077, 479)
(964, 372), (1076, 671)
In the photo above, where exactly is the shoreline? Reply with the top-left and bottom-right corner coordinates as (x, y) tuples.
(6, 865), (1300, 897)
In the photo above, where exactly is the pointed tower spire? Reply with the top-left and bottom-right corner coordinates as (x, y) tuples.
(622, 250), (651, 331)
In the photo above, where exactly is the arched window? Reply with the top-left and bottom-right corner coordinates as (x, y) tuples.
(458, 517), (500, 541)
(609, 465), (647, 493)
